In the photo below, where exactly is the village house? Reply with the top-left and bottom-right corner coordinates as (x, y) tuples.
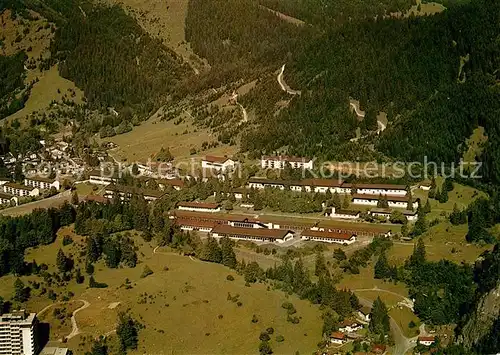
(324, 207), (360, 220)
(104, 184), (166, 202)
(3, 182), (39, 197)
(338, 320), (363, 333)
(157, 178), (184, 191)
(357, 307), (371, 322)
(260, 155), (314, 170)
(248, 178), (286, 190)
(418, 336), (436, 346)
(0, 192), (18, 206)
(351, 193), (419, 209)
(211, 224), (294, 243)
(232, 187), (250, 200)
(201, 156), (236, 172)
(301, 227), (357, 245)
(369, 208), (418, 222)
(24, 176), (60, 190)
(329, 332), (347, 345)
(177, 201), (221, 213)
(89, 169), (119, 185)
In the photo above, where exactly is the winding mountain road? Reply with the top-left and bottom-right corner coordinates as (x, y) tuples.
(277, 64), (301, 95)
(67, 300), (90, 340)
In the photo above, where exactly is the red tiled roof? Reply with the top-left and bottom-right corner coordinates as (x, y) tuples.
(84, 195), (109, 204)
(302, 228), (355, 240)
(212, 224), (292, 240)
(330, 332), (346, 339)
(158, 179), (184, 187)
(204, 156), (230, 164)
(177, 201), (220, 209)
(175, 218), (217, 229)
(303, 178), (344, 188)
(25, 175), (56, 183)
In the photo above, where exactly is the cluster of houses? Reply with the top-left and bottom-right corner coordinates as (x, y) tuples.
(0, 176), (60, 207)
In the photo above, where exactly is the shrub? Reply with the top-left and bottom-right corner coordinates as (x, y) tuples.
(266, 327), (274, 334)
(89, 276), (108, 288)
(259, 332), (271, 341)
(276, 335), (285, 342)
(251, 314), (259, 323)
(62, 235), (73, 246)
(226, 275), (235, 281)
(140, 265), (153, 278)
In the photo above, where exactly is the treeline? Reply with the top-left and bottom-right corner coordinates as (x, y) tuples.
(0, 202), (75, 276)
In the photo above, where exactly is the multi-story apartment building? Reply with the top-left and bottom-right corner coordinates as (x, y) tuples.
(0, 310), (37, 355)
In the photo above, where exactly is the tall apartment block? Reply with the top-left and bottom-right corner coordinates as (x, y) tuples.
(0, 310), (38, 355)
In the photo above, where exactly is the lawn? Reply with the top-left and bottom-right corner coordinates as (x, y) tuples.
(1, 228), (323, 355)
(390, 306), (420, 338)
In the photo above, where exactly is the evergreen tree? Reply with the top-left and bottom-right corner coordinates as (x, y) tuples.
(13, 278), (29, 302)
(220, 237), (237, 269)
(434, 187), (441, 201)
(439, 187), (449, 203)
(333, 248), (346, 261)
(369, 297), (390, 338)
(200, 236), (222, 263)
(342, 194), (351, 209)
(314, 250), (327, 276)
(244, 261), (263, 283)
(116, 312), (139, 352)
(224, 200), (234, 211)
(443, 178), (454, 192)
(428, 177), (437, 199)
(374, 253), (391, 279)
(71, 190), (79, 205)
(409, 238), (426, 267)
(56, 249), (68, 273)
(85, 339), (108, 355)
(412, 213), (428, 237)
(423, 199), (431, 214)
(332, 191), (341, 209)
(253, 193), (264, 211)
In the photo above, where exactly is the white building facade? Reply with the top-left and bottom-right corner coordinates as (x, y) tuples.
(0, 311), (37, 355)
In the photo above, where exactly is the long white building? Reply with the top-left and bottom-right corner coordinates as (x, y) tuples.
(261, 155), (313, 170)
(0, 311), (37, 355)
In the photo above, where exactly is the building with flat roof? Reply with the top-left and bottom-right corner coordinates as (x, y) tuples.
(0, 310), (38, 355)
(211, 224), (294, 243)
(40, 347), (70, 355)
(177, 201), (221, 213)
(301, 227), (357, 245)
(261, 155), (313, 170)
(201, 156), (235, 172)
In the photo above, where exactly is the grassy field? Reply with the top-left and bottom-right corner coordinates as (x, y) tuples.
(1, 10), (84, 123)
(0, 227), (323, 355)
(107, 110), (238, 164)
(102, 0), (208, 73)
(462, 126), (487, 164)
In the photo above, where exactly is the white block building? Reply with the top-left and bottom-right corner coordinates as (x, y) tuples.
(261, 155), (313, 170)
(0, 311), (38, 355)
(354, 183), (407, 196)
(177, 202), (221, 213)
(24, 176), (60, 190)
(301, 227), (357, 245)
(3, 182), (39, 197)
(352, 193), (419, 209)
(201, 156), (235, 172)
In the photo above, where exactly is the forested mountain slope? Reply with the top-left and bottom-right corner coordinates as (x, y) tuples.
(185, 0), (500, 179)
(3, 0), (192, 119)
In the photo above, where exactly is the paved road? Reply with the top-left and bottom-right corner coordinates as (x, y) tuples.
(277, 64), (301, 95)
(357, 295), (416, 355)
(0, 190), (72, 216)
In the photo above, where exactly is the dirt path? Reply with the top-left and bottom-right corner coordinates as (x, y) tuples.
(277, 64), (301, 95)
(258, 5), (306, 26)
(66, 300), (91, 340)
